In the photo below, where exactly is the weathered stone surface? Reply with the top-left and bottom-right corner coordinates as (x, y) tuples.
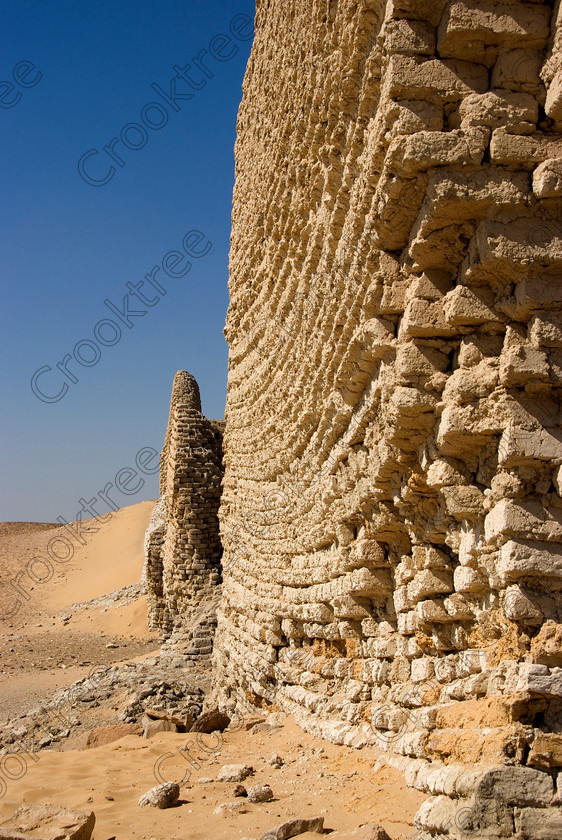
(533, 158), (562, 198)
(475, 766), (554, 806)
(528, 733), (562, 768)
(0, 806), (95, 840)
(144, 707), (194, 730)
(490, 127), (562, 167)
(190, 708), (230, 733)
(217, 764), (254, 783)
(438, 1), (551, 65)
(385, 55), (489, 103)
(517, 806), (562, 840)
(247, 784), (274, 803)
(138, 782), (180, 809)
(545, 71), (562, 123)
(141, 715), (178, 738)
(516, 665), (562, 698)
(498, 540), (562, 584)
(259, 817), (324, 840)
(143, 370), (223, 642)
(498, 426), (562, 467)
(81, 723), (141, 748)
(485, 500), (562, 545)
(531, 622), (562, 666)
(385, 127), (488, 177)
(215, 800), (248, 815)
(452, 90), (538, 131)
(356, 826), (392, 840)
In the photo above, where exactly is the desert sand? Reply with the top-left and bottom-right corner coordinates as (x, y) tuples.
(0, 502), (159, 720)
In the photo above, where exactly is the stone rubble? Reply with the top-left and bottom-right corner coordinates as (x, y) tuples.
(68, 582), (145, 613)
(0, 652), (207, 755)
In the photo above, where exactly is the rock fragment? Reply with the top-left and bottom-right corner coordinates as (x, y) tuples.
(357, 825), (393, 840)
(214, 801), (247, 815)
(190, 709), (230, 733)
(0, 805), (95, 840)
(247, 784), (274, 803)
(138, 782), (180, 809)
(259, 817), (324, 840)
(141, 714), (178, 738)
(217, 763), (254, 782)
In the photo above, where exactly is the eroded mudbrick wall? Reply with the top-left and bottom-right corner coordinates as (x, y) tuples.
(212, 1), (562, 837)
(144, 371), (224, 643)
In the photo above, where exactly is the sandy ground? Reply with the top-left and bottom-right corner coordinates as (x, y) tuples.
(0, 502), (425, 840)
(0, 502), (159, 720)
(0, 716), (425, 840)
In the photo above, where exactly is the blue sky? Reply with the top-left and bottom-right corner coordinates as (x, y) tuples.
(1, 0), (255, 521)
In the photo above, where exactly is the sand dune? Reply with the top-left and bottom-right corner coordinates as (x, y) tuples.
(0, 501), (158, 720)
(45, 501), (154, 608)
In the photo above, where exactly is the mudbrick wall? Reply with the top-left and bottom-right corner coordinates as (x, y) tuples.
(209, 1), (562, 837)
(144, 371), (224, 663)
